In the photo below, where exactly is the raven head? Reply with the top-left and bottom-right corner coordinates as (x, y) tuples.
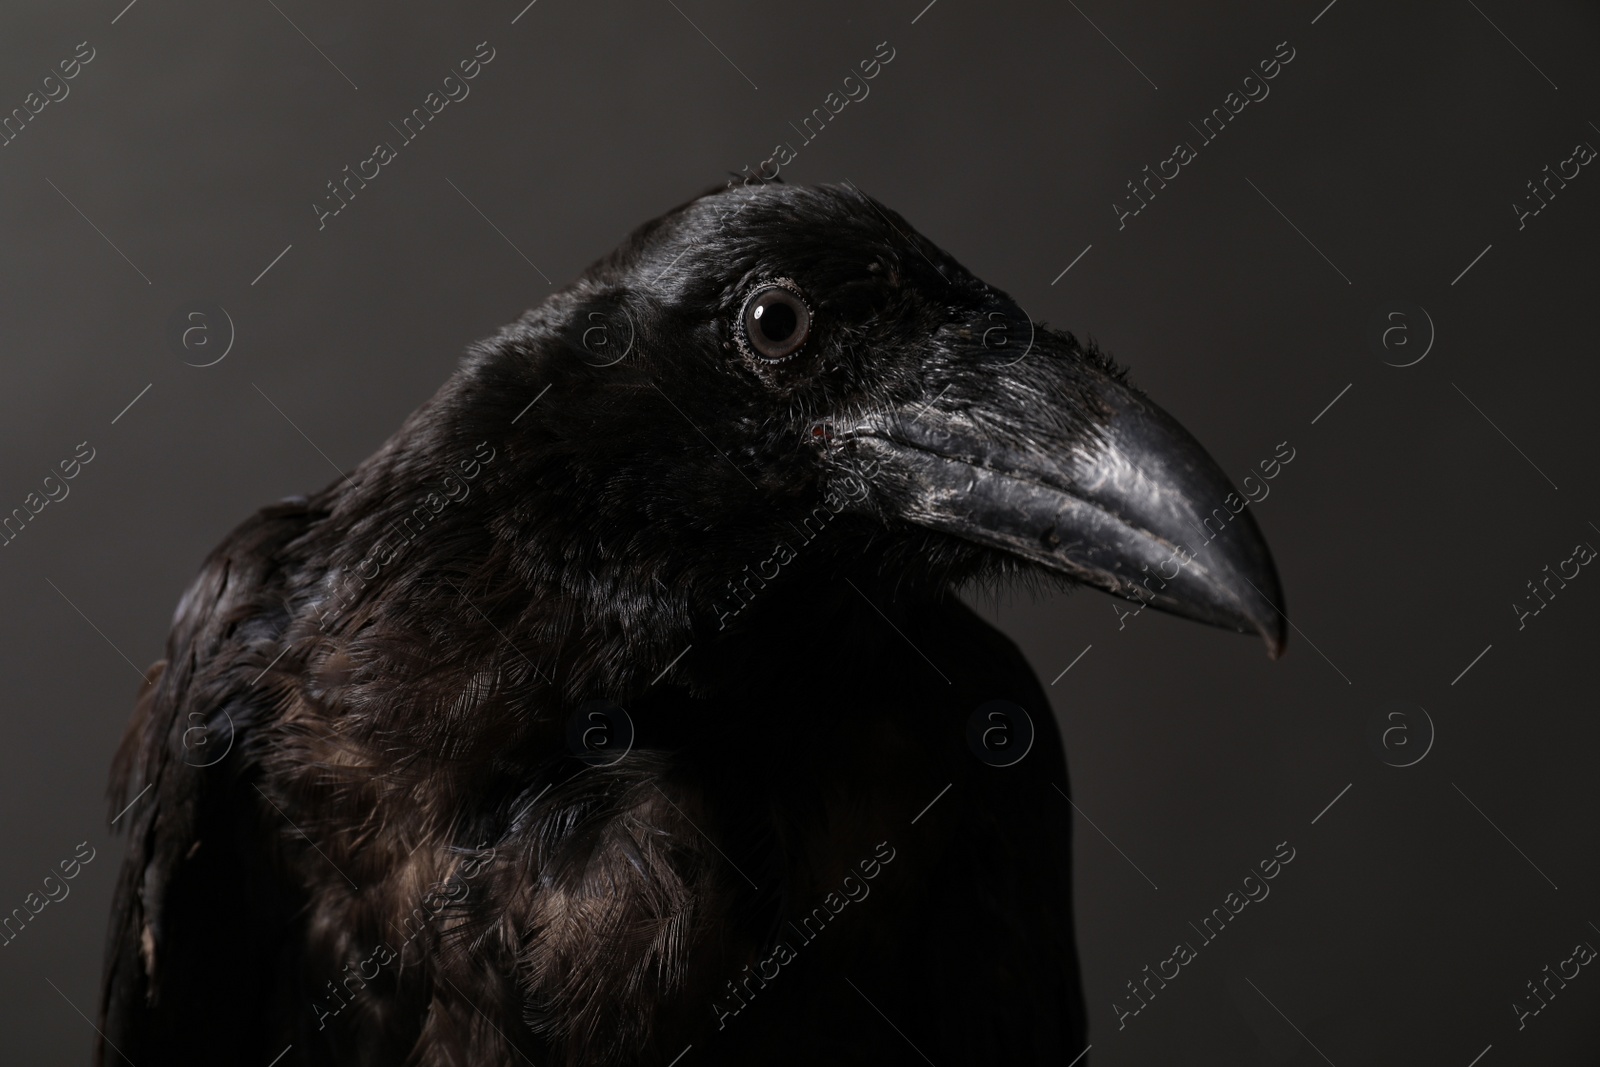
(472, 181), (1285, 659)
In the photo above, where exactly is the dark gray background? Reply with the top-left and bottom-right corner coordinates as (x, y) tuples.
(2, 0), (1597, 1062)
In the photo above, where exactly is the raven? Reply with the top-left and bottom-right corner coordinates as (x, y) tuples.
(99, 181), (1283, 1066)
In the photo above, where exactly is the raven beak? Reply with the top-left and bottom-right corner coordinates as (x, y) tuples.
(844, 344), (1288, 658)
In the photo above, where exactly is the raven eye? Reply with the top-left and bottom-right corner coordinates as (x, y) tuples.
(740, 281), (811, 363)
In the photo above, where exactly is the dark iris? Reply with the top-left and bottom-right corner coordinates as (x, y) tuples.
(742, 284), (810, 361)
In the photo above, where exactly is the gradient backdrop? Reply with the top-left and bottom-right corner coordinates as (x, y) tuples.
(1, 0), (1597, 1062)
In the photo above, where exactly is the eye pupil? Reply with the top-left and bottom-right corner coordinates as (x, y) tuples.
(755, 301), (796, 342)
(741, 282), (811, 362)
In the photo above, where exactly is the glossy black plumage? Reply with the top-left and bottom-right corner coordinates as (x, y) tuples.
(98, 181), (1281, 1065)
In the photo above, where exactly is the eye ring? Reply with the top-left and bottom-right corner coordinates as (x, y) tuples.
(737, 279), (812, 364)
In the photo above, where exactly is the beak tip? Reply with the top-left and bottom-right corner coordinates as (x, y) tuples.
(1252, 599), (1288, 660)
